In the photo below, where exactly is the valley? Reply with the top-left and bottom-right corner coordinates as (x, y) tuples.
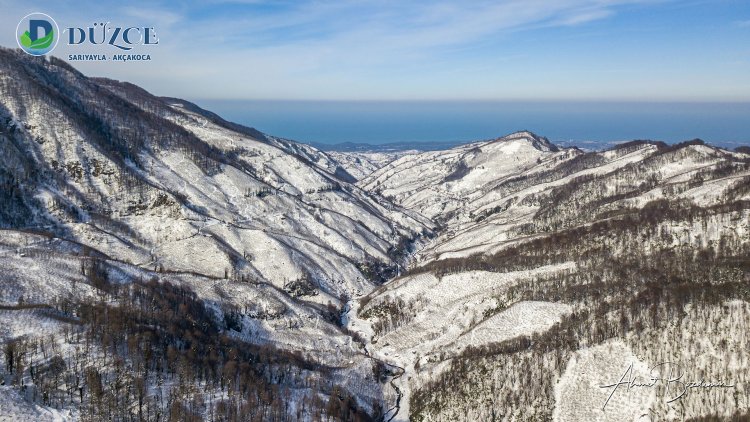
(1, 48), (749, 421)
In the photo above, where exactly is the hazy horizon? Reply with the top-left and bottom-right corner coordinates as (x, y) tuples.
(196, 99), (750, 148)
(3, 0), (748, 148)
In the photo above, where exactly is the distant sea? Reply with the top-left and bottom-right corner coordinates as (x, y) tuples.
(195, 100), (750, 150)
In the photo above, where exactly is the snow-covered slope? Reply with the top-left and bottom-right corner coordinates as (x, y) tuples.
(359, 131), (568, 220)
(0, 49), (431, 305)
(361, 134), (749, 264)
(327, 150), (417, 181)
(352, 134), (750, 421)
(0, 48), (428, 421)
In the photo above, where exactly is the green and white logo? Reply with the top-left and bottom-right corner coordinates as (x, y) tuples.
(16, 13), (59, 56)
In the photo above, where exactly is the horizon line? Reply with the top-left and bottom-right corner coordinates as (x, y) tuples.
(192, 97), (750, 104)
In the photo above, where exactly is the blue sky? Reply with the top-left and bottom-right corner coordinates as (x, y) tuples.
(1, 0), (749, 101)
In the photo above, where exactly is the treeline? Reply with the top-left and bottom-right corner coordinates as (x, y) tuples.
(359, 296), (419, 337)
(0, 166), (36, 227)
(411, 246), (750, 421)
(405, 145), (750, 420)
(414, 197), (749, 278)
(2, 262), (376, 421)
(532, 144), (750, 231)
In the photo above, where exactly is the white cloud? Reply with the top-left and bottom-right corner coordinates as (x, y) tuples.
(3, 0), (747, 102)
(119, 6), (183, 28)
(165, 0), (657, 71)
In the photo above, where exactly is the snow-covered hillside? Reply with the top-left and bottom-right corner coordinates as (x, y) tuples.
(327, 151), (417, 181)
(353, 133), (750, 421)
(0, 49), (432, 302)
(0, 48), (428, 421)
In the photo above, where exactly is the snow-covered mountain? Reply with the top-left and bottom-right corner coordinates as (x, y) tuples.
(1, 48), (749, 421)
(0, 49), (431, 299)
(352, 132), (750, 421)
(360, 131), (564, 220)
(0, 48), (429, 421)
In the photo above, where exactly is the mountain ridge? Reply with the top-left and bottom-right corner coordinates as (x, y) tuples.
(351, 123), (750, 421)
(0, 47), (437, 419)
